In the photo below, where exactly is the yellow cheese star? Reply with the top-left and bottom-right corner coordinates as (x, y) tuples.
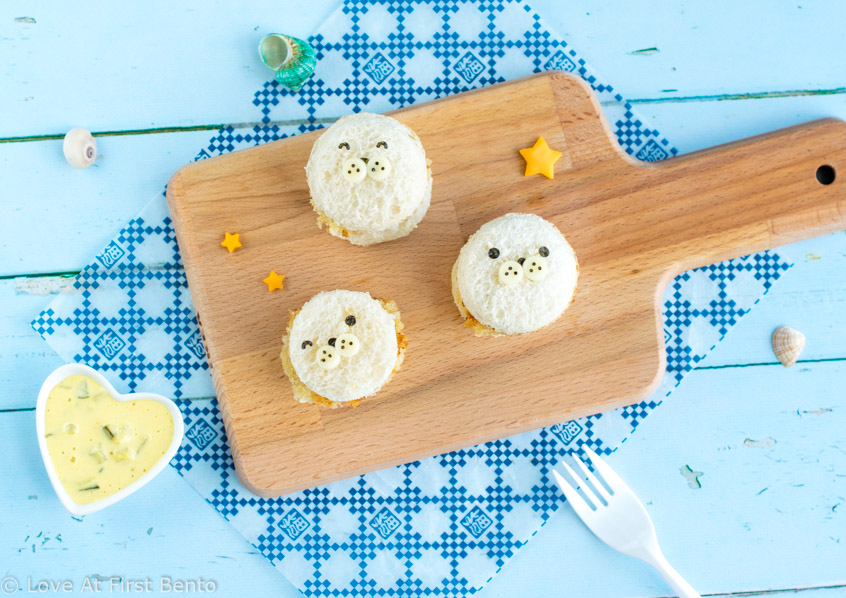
(221, 232), (242, 253)
(263, 270), (285, 292)
(519, 137), (562, 179)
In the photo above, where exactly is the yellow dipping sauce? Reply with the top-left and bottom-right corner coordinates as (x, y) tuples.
(44, 375), (174, 505)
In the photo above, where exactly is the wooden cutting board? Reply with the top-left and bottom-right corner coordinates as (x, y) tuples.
(167, 71), (846, 497)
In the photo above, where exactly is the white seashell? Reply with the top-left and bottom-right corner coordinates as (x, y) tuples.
(772, 326), (805, 368)
(63, 128), (97, 168)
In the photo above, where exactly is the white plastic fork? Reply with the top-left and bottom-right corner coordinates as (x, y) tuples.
(552, 446), (700, 598)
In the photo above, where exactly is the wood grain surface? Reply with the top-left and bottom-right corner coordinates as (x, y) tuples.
(166, 71), (846, 497)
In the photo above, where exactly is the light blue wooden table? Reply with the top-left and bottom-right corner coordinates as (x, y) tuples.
(2, 2), (845, 596)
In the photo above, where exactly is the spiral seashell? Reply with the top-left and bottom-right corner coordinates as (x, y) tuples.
(63, 128), (97, 168)
(772, 326), (805, 368)
(258, 33), (316, 92)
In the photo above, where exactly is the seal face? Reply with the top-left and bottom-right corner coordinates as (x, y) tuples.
(454, 213), (579, 335)
(288, 290), (400, 403)
(306, 113), (430, 241)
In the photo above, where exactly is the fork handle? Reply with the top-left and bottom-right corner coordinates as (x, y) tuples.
(642, 550), (701, 598)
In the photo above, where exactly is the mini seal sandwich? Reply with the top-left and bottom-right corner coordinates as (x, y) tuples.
(305, 112), (432, 245)
(280, 290), (407, 407)
(452, 213), (579, 336)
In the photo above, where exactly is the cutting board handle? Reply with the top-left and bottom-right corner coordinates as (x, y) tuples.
(647, 117), (846, 276)
(548, 71), (846, 276)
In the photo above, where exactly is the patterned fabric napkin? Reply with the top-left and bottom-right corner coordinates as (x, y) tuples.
(32, 1), (791, 596)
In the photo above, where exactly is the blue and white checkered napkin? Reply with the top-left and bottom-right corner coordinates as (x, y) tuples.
(33, 1), (792, 595)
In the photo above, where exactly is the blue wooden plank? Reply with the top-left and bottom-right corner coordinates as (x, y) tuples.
(3, 1), (844, 139)
(8, 353), (844, 597)
(629, 93), (846, 154)
(0, 0), (340, 138)
(2, 238), (845, 410)
(0, 129), (214, 277)
(0, 277), (67, 411)
(3, 184), (846, 406)
(532, 0), (846, 101)
(0, 410), (300, 597)
(4, 203), (846, 412)
(2, 93), (846, 278)
(701, 232), (846, 368)
(483, 360), (846, 597)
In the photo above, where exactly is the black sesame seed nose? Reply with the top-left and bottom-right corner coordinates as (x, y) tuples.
(539, 246), (549, 257)
(328, 337), (337, 347)
(345, 315), (356, 326)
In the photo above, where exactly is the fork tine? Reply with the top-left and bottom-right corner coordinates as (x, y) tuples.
(553, 463), (596, 518)
(582, 446), (624, 492)
(552, 470), (583, 507)
(569, 452), (611, 504)
(552, 468), (594, 516)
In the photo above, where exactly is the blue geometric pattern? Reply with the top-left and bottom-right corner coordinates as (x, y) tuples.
(31, 1), (792, 596)
(31, 210), (212, 400)
(662, 254), (790, 385)
(249, 0), (678, 163)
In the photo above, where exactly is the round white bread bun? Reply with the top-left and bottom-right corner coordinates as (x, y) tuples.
(280, 290), (407, 407)
(452, 213), (579, 336)
(305, 112), (432, 245)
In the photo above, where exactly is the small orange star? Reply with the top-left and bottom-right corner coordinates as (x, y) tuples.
(518, 137), (562, 179)
(263, 270), (285, 292)
(221, 232), (242, 253)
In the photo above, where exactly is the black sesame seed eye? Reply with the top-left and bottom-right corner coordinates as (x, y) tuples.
(338, 142), (350, 150)
(517, 257), (526, 266)
(376, 141), (388, 149)
(328, 337), (337, 347)
(539, 246), (549, 257)
(488, 248), (500, 259)
(345, 315), (356, 326)
(301, 340), (313, 350)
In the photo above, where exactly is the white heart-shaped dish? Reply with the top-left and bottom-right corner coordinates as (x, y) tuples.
(36, 363), (184, 516)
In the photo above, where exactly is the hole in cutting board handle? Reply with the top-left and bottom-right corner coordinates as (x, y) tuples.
(816, 164), (836, 185)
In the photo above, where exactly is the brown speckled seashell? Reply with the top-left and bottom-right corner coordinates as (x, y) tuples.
(772, 326), (805, 368)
